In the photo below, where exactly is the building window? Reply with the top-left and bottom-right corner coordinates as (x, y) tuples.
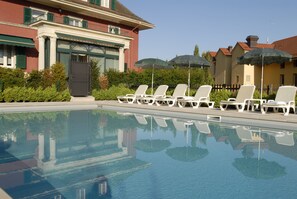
(293, 60), (297, 67)
(0, 45), (14, 68)
(280, 74), (285, 86)
(24, 7), (54, 24)
(31, 8), (47, 22)
(293, 74), (297, 86)
(280, 62), (285, 69)
(64, 16), (88, 28)
(108, 26), (120, 35)
(101, 0), (110, 8)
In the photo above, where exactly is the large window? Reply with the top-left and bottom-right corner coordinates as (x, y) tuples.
(64, 16), (88, 28)
(24, 7), (53, 24)
(101, 0), (109, 8)
(31, 8), (47, 22)
(0, 45), (14, 68)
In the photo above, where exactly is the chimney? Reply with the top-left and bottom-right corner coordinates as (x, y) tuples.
(246, 35), (259, 48)
(227, 46), (233, 52)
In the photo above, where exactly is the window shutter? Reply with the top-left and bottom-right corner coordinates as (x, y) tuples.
(47, 13), (54, 22)
(82, 20), (88, 28)
(89, 0), (95, 4)
(111, 0), (116, 10)
(16, 47), (27, 69)
(96, 0), (101, 5)
(63, 16), (69, 25)
(24, 7), (32, 24)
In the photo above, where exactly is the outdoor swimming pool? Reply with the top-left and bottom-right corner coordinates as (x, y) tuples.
(0, 109), (297, 199)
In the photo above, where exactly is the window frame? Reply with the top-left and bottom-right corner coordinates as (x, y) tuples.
(0, 45), (15, 68)
(101, 0), (110, 8)
(108, 25), (120, 35)
(30, 7), (48, 22)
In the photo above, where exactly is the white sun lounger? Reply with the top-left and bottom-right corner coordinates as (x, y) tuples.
(177, 85), (214, 108)
(155, 84), (188, 107)
(261, 86), (297, 116)
(117, 85), (148, 104)
(136, 85), (169, 105)
(220, 85), (255, 112)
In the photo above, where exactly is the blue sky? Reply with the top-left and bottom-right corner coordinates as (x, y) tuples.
(120, 0), (297, 61)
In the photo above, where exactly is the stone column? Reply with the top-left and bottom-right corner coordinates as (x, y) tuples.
(38, 36), (45, 71)
(118, 47), (124, 72)
(49, 36), (57, 67)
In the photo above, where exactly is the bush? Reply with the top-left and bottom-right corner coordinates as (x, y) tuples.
(0, 67), (25, 89)
(51, 62), (67, 91)
(92, 84), (134, 100)
(210, 90), (233, 108)
(26, 70), (43, 89)
(2, 86), (71, 102)
(99, 75), (109, 90)
(91, 60), (100, 90)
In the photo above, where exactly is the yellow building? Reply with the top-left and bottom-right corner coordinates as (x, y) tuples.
(211, 35), (296, 93)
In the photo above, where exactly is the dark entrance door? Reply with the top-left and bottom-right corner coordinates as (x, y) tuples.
(69, 61), (90, 96)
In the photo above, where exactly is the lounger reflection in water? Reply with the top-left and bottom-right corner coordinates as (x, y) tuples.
(235, 126), (263, 143)
(153, 116), (169, 128)
(263, 130), (295, 146)
(194, 121), (211, 134)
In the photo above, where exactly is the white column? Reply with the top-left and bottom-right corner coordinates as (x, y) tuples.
(38, 134), (45, 160)
(38, 36), (45, 71)
(50, 36), (57, 67)
(49, 137), (56, 160)
(118, 47), (125, 72)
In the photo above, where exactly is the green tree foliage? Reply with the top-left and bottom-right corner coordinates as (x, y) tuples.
(90, 59), (100, 90)
(202, 51), (213, 62)
(0, 67), (25, 89)
(194, 44), (199, 56)
(51, 62), (67, 91)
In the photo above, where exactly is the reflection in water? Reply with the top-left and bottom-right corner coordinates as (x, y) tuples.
(0, 110), (296, 198)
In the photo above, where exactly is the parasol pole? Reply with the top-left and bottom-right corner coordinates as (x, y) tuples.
(260, 55), (264, 100)
(188, 61), (191, 97)
(151, 64), (154, 95)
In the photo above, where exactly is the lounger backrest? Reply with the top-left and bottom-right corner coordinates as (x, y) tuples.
(236, 85), (255, 102)
(275, 132), (294, 146)
(236, 126), (253, 141)
(275, 86), (297, 103)
(194, 85), (212, 100)
(154, 85), (169, 97)
(135, 85), (149, 96)
(172, 84), (188, 97)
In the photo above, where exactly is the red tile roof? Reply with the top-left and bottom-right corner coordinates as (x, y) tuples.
(209, 51), (217, 57)
(237, 42), (275, 51)
(237, 42), (251, 51)
(219, 48), (231, 56)
(273, 36), (297, 57)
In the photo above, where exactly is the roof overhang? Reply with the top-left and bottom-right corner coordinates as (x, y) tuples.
(26, 0), (154, 30)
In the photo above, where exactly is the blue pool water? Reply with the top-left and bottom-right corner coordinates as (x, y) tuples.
(0, 109), (297, 199)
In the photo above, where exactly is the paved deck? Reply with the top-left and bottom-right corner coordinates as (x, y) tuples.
(0, 100), (297, 130)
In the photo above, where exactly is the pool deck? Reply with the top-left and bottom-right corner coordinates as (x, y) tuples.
(0, 100), (296, 130)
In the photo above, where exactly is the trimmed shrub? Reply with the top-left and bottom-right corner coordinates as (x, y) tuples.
(51, 62), (67, 91)
(92, 84), (134, 100)
(0, 67), (25, 89)
(90, 60), (100, 90)
(26, 70), (43, 89)
(99, 75), (109, 90)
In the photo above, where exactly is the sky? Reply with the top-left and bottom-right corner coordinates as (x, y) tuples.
(120, 0), (297, 61)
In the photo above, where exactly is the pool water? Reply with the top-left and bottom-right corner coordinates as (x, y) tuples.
(0, 109), (297, 199)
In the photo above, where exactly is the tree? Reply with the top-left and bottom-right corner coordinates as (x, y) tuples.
(193, 45), (199, 56)
(202, 51), (213, 62)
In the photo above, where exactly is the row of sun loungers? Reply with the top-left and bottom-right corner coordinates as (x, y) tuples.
(117, 84), (297, 116)
(118, 84), (214, 108)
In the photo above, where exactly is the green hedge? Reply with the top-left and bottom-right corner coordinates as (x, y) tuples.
(92, 84), (134, 100)
(105, 68), (214, 89)
(1, 86), (71, 102)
